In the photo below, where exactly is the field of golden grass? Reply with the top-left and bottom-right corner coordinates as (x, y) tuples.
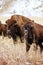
(0, 36), (43, 65)
(0, 16), (43, 65)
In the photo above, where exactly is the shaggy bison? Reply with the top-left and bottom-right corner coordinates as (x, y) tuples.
(6, 20), (24, 43)
(22, 21), (43, 52)
(0, 21), (7, 37)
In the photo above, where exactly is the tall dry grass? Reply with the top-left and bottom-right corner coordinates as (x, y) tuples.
(0, 36), (43, 65)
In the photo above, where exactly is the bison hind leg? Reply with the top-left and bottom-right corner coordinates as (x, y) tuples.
(13, 37), (17, 44)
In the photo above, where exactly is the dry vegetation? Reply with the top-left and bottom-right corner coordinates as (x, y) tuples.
(0, 36), (43, 65)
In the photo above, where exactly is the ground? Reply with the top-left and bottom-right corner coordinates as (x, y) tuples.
(0, 36), (43, 65)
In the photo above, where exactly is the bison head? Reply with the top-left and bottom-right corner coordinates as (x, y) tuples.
(21, 22), (34, 52)
(6, 20), (24, 43)
(22, 22), (34, 41)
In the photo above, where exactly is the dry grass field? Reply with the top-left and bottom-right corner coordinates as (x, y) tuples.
(0, 36), (43, 65)
(0, 16), (43, 65)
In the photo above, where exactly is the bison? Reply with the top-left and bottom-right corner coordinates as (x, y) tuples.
(6, 20), (24, 43)
(22, 21), (43, 53)
(0, 21), (7, 37)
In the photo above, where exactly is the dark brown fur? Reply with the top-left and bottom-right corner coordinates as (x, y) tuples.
(22, 21), (43, 52)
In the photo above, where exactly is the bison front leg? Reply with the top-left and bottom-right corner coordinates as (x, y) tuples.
(20, 37), (24, 43)
(13, 35), (17, 44)
(26, 41), (30, 52)
(13, 39), (17, 44)
(19, 35), (24, 43)
(35, 39), (39, 51)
